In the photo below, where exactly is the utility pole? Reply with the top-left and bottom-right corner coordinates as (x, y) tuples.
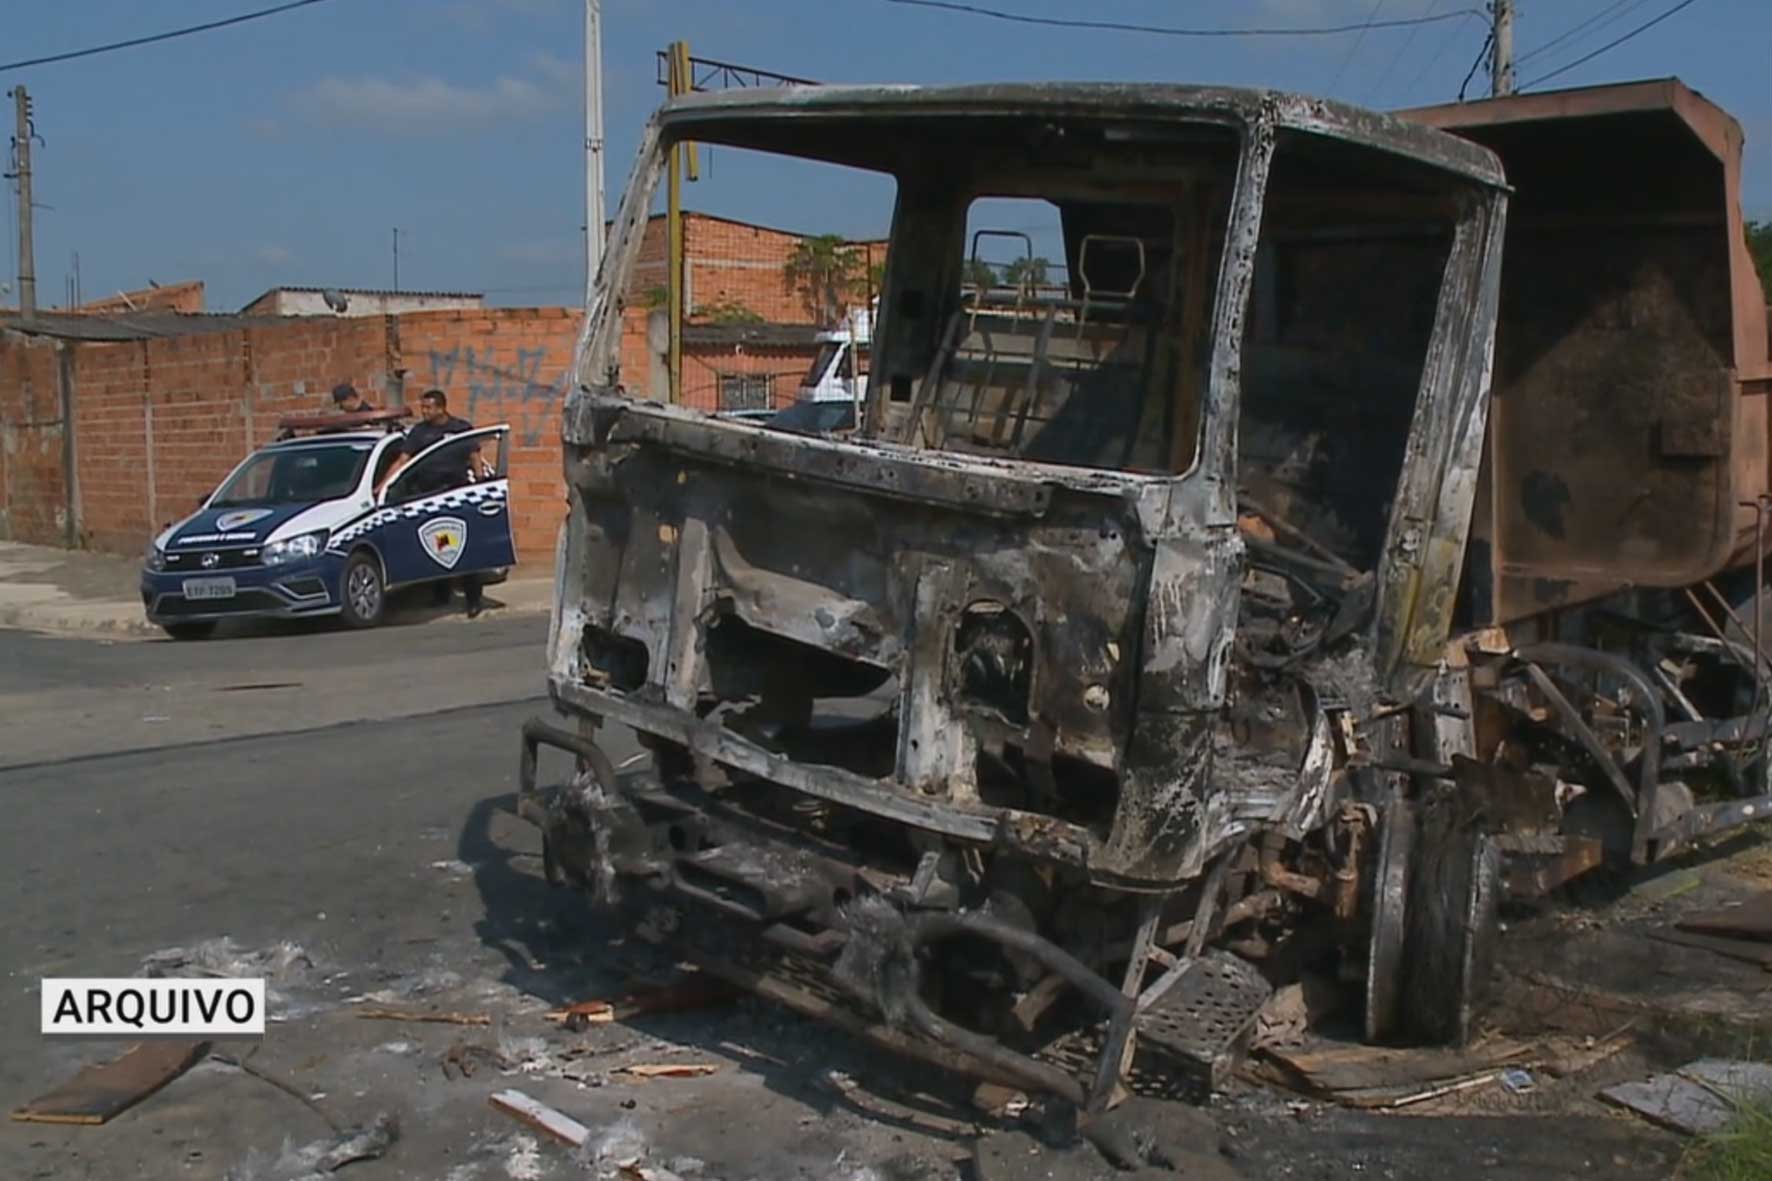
(9, 86), (37, 319)
(664, 40), (697, 406)
(584, 0), (606, 301)
(1491, 0), (1516, 97)
(392, 227), (400, 292)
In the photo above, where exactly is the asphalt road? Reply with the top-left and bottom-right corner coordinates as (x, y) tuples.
(0, 623), (1683, 1181)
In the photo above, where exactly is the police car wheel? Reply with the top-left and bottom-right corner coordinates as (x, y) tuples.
(341, 553), (385, 629)
(162, 621), (217, 641)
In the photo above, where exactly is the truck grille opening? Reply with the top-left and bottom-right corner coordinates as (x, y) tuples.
(703, 616), (897, 766)
(583, 626), (649, 692)
(955, 601), (1033, 724)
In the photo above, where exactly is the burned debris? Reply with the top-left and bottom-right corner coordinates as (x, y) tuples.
(521, 79), (1772, 1113)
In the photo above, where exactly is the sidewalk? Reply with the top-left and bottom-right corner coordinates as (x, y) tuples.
(0, 540), (554, 640)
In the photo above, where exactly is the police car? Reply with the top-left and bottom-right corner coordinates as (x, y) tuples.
(140, 409), (516, 639)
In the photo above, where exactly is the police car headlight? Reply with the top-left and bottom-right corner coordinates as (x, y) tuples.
(262, 530), (327, 566)
(145, 541), (167, 572)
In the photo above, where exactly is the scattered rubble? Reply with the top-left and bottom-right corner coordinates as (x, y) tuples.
(222, 1112), (398, 1180)
(488, 1089), (591, 1147)
(355, 1006), (490, 1026)
(545, 974), (739, 1030)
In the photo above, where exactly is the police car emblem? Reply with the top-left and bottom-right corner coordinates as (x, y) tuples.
(200, 552), (221, 569)
(418, 517), (468, 569)
(216, 508), (274, 532)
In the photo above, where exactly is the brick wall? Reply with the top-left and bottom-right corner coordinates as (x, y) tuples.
(1, 216), (877, 563)
(398, 308), (579, 560)
(622, 212), (886, 327)
(0, 332), (68, 544)
(0, 310), (577, 563)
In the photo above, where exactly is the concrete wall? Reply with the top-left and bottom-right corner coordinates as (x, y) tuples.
(242, 290), (486, 317)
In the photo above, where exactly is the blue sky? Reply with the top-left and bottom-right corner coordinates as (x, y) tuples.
(5, 0), (1768, 311)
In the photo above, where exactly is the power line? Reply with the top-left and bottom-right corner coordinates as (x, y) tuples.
(1515, 0), (1638, 65)
(880, 0), (1481, 38)
(1519, 0), (1704, 89)
(1329, 0), (1390, 92)
(1368, 0), (1440, 101)
(0, 0), (337, 73)
(1399, 9), (1476, 101)
(1457, 30), (1494, 101)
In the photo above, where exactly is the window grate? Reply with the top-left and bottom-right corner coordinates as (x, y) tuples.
(718, 373), (774, 413)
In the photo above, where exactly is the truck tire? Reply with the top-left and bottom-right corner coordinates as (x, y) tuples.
(162, 621), (217, 641)
(340, 552), (385, 629)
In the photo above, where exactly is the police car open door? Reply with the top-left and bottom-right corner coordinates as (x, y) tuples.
(374, 424), (516, 586)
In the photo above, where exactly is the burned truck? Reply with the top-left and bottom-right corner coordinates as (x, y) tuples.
(520, 79), (1772, 1107)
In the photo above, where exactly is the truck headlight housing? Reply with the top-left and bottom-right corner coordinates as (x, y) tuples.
(263, 530), (328, 566)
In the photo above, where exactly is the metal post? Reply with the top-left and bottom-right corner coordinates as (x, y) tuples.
(584, 0), (606, 300)
(392, 228), (400, 292)
(10, 87), (36, 319)
(1491, 0), (1515, 96)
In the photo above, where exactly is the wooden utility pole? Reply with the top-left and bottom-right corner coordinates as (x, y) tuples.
(665, 40), (696, 405)
(1491, 0), (1516, 97)
(9, 86), (37, 319)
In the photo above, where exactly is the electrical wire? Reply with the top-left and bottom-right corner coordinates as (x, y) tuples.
(1, 0), (337, 72)
(1457, 30), (1494, 101)
(880, 0), (1480, 38)
(1518, 0), (1704, 89)
(1367, 0), (1440, 102)
(1514, 0), (1641, 65)
(1398, 10), (1478, 101)
(1328, 0), (1389, 92)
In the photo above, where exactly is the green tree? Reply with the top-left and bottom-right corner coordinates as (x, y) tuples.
(963, 258), (997, 289)
(1005, 255), (1052, 291)
(784, 234), (864, 326)
(1749, 220), (1772, 305)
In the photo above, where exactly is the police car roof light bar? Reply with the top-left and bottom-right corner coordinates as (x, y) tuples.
(273, 406), (412, 437)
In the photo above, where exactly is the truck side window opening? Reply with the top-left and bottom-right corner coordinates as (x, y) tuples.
(1237, 130), (1462, 575)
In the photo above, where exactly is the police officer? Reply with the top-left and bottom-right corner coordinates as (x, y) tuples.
(376, 389), (490, 617)
(331, 383), (376, 414)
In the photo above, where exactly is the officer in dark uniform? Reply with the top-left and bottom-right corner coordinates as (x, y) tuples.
(332, 383), (376, 414)
(376, 388), (489, 617)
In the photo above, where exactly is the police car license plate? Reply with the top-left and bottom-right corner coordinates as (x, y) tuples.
(182, 577), (237, 601)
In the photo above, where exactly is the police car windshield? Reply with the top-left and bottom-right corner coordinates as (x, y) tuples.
(211, 442), (374, 507)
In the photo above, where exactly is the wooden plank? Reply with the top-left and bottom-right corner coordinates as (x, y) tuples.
(616, 1063), (721, 1079)
(1677, 891), (1772, 942)
(11, 1041), (210, 1126)
(1260, 1034), (1533, 1094)
(488, 1089), (590, 1148)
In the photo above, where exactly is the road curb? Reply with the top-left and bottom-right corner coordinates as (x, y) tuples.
(0, 581), (555, 641)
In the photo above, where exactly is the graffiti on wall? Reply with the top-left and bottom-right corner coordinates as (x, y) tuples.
(426, 346), (566, 447)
